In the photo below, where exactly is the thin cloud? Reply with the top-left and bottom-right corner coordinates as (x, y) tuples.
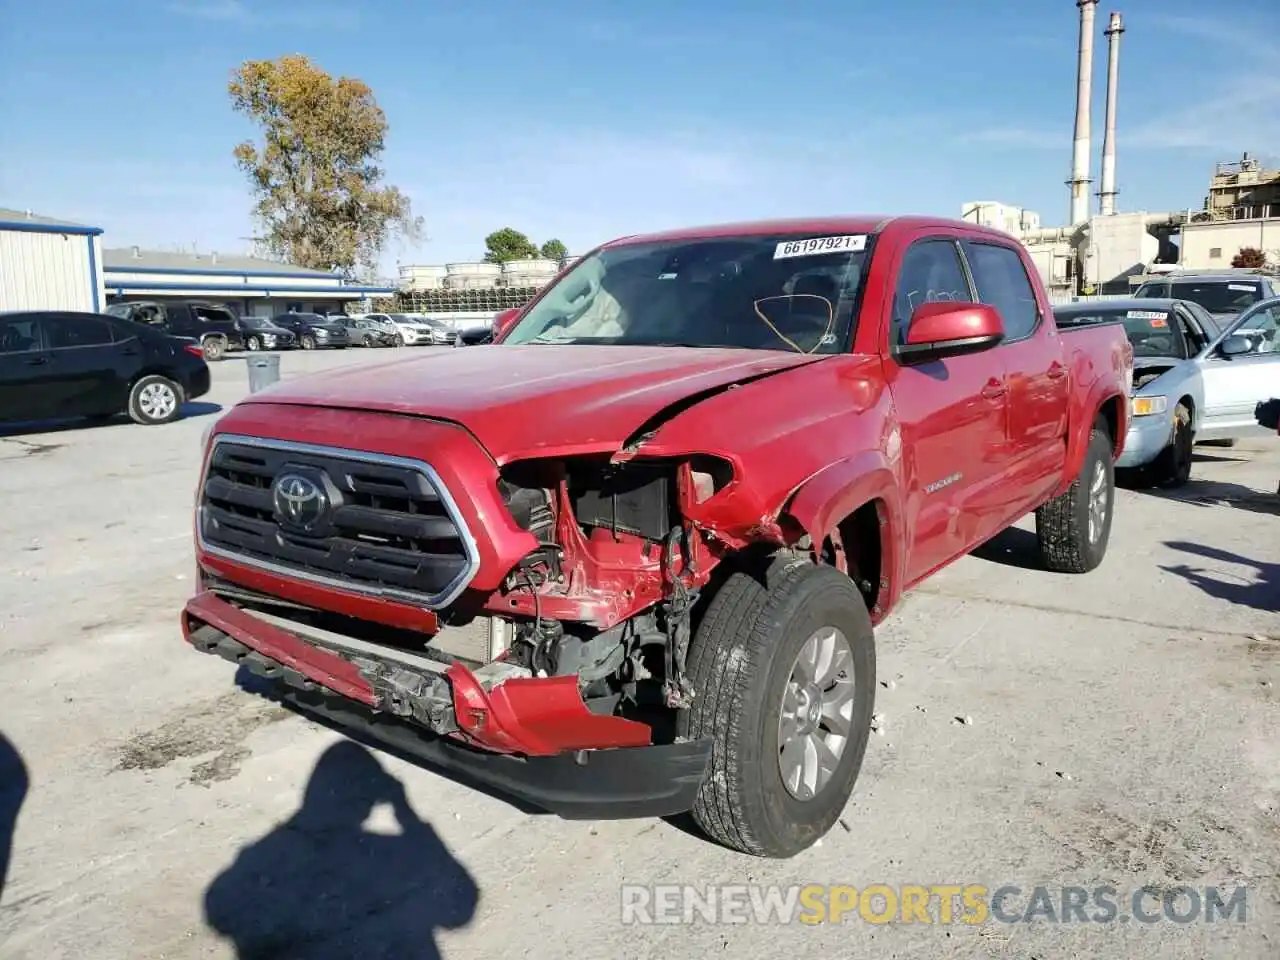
(955, 126), (1063, 150)
(1147, 13), (1280, 58)
(165, 1), (357, 29)
(1126, 76), (1280, 151)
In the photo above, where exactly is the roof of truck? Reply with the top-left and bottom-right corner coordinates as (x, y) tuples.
(602, 215), (1014, 248)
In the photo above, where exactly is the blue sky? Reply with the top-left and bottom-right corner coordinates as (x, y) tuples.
(1, 0), (1277, 274)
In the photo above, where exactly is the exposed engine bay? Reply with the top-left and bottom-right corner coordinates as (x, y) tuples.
(490, 455), (737, 714)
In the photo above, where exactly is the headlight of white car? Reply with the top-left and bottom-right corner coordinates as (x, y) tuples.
(1131, 396), (1168, 417)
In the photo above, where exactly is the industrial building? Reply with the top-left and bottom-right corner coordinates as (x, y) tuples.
(967, 2), (1279, 300)
(396, 255), (573, 313)
(103, 247), (395, 316)
(0, 208), (105, 313)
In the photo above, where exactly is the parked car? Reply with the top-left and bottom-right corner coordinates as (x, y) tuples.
(184, 215), (1132, 858)
(418, 316), (458, 345)
(270, 312), (350, 350)
(342, 315), (399, 347)
(1134, 273), (1279, 325)
(0, 310), (210, 426)
(105, 299), (244, 361)
(237, 316), (297, 352)
(1054, 295), (1280, 486)
(382, 313), (439, 346)
(453, 310), (519, 347)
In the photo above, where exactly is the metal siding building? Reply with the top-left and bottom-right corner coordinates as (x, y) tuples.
(102, 248), (395, 316)
(0, 209), (105, 312)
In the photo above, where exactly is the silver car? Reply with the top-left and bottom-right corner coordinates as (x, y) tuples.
(1053, 296), (1280, 486)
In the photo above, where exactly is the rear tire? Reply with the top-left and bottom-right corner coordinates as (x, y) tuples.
(1035, 426), (1114, 573)
(1149, 404), (1194, 488)
(678, 556), (876, 858)
(202, 336), (226, 362)
(128, 375), (183, 425)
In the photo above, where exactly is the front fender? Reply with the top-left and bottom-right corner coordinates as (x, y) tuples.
(781, 450), (904, 612)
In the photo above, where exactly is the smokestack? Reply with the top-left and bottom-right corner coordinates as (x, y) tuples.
(1068, 0), (1099, 225)
(1098, 11), (1124, 215)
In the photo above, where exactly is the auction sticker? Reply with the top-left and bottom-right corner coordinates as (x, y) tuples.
(774, 235), (867, 259)
(1127, 310), (1168, 322)
(1228, 283), (1257, 291)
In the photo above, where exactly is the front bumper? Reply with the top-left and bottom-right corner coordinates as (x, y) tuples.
(181, 590), (712, 818)
(1116, 411), (1174, 468)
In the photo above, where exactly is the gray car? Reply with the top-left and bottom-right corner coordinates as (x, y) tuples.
(1053, 296), (1280, 486)
(1134, 272), (1278, 325)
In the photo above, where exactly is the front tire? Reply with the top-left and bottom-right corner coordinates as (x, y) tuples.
(1149, 403), (1194, 488)
(245, 335), (262, 351)
(299, 334), (317, 350)
(128, 375), (183, 425)
(678, 557), (876, 858)
(1035, 426), (1115, 573)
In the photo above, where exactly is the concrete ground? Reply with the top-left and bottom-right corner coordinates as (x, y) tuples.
(1, 346), (1277, 959)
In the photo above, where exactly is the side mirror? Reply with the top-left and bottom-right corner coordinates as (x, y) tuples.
(898, 302), (1005, 364)
(492, 307), (520, 340)
(1219, 334), (1253, 357)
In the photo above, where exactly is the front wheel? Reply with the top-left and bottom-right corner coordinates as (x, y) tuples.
(299, 334), (317, 350)
(393, 334), (405, 347)
(128, 375), (183, 425)
(362, 334), (375, 348)
(1035, 426), (1115, 573)
(1149, 404), (1194, 488)
(245, 335), (262, 351)
(678, 557), (876, 858)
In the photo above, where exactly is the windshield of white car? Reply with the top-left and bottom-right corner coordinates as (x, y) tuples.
(1143, 280), (1262, 315)
(502, 232), (871, 353)
(1053, 306), (1191, 359)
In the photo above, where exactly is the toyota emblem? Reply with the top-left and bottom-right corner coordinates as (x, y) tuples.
(272, 473), (327, 529)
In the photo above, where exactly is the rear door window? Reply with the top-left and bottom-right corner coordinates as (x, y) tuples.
(194, 305), (237, 326)
(42, 314), (116, 349)
(961, 241), (1040, 341)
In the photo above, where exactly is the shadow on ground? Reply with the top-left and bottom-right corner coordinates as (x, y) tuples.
(204, 739), (479, 959)
(0, 733), (28, 904)
(1142, 478), (1280, 517)
(968, 526), (1045, 571)
(0, 401), (222, 437)
(1160, 540), (1280, 616)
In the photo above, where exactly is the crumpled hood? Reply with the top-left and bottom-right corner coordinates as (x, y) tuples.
(242, 344), (829, 461)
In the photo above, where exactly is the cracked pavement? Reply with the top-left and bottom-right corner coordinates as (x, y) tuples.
(1, 349), (1277, 959)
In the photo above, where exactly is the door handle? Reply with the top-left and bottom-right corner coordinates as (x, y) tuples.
(1047, 362), (1067, 380)
(980, 378), (1007, 400)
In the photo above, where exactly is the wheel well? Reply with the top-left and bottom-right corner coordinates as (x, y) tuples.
(1176, 394), (1195, 429)
(819, 499), (884, 616)
(1096, 395), (1122, 455)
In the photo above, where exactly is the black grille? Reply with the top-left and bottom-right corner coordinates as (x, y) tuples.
(199, 438), (477, 606)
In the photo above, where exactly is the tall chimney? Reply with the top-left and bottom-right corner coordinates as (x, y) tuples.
(1068, 0), (1099, 225)
(1098, 11), (1124, 215)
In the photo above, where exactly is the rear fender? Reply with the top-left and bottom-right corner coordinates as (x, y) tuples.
(780, 451), (904, 617)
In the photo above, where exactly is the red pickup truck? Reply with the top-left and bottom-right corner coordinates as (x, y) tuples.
(184, 216), (1132, 858)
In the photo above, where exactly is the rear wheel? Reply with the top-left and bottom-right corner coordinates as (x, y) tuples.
(128, 375), (183, 425)
(202, 335), (226, 362)
(678, 557), (876, 858)
(1149, 403), (1194, 488)
(1035, 426), (1114, 573)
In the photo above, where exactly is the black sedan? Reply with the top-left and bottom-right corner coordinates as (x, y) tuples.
(0, 310), (210, 426)
(237, 316), (297, 352)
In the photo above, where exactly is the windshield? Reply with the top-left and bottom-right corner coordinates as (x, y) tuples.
(240, 317), (272, 329)
(1053, 306), (1189, 359)
(104, 304), (132, 318)
(502, 232), (871, 352)
(1151, 280), (1263, 315)
(388, 314), (418, 323)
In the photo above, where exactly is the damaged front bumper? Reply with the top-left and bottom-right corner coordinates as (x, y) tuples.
(180, 591), (712, 819)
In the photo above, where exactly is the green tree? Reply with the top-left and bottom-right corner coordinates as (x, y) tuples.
(484, 227), (539, 263)
(229, 54), (422, 278)
(540, 238), (568, 262)
(1231, 246), (1267, 269)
